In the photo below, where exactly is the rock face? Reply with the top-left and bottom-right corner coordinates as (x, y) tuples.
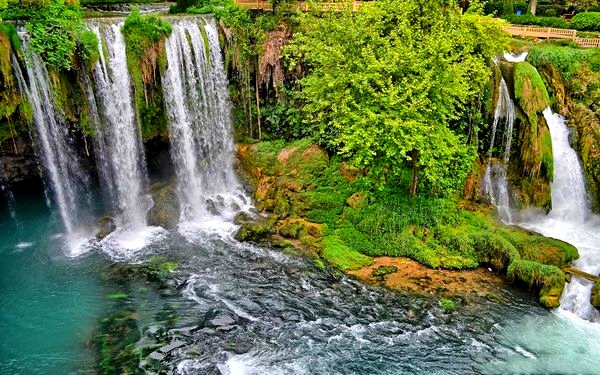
(0, 137), (41, 183)
(494, 61), (553, 211)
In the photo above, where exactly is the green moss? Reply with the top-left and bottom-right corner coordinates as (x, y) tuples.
(322, 234), (373, 271)
(507, 259), (565, 308)
(372, 265), (398, 279)
(540, 126), (553, 181)
(439, 298), (456, 311)
(591, 281), (600, 309)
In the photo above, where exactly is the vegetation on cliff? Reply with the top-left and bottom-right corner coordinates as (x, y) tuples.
(236, 139), (577, 308)
(122, 8), (172, 141)
(526, 43), (600, 210)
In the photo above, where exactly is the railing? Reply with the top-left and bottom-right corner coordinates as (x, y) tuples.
(234, 0), (361, 12)
(504, 25), (600, 49)
(235, 0), (273, 11)
(577, 37), (600, 48)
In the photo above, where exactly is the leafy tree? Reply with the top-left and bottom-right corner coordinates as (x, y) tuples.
(286, 0), (506, 196)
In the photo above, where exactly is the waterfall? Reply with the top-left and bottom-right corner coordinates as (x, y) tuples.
(520, 109), (600, 321)
(12, 44), (90, 235)
(483, 78), (515, 223)
(543, 109), (589, 222)
(88, 22), (151, 230)
(161, 18), (250, 231)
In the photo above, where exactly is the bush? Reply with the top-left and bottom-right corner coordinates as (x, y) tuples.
(514, 1), (528, 14)
(570, 12), (600, 32)
(503, 14), (569, 28)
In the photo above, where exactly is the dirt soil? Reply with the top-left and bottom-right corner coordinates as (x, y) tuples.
(349, 257), (509, 301)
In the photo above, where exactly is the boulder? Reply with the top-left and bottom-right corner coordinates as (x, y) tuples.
(592, 281), (600, 309)
(147, 180), (179, 229)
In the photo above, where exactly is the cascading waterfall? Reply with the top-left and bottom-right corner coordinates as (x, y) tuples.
(483, 77), (515, 223)
(161, 18), (250, 231)
(523, 109), (600, 321)
(12, 43), (91, 236)
(88, 22), (152, 230)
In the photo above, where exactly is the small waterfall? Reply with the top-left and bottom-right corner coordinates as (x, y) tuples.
(483, 78), (515, 223)
(520, 109), (599, 321)
(12, 44), (90, 235)
(503, 51), (529, 63)
(543, 109), (589, 222)
(88, 22), (151, 230)
(161, 18), (250, 231)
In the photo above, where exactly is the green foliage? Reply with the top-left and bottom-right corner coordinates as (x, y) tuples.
(571, 11), (600, 31)
(14, 0), (84, 71)
(122, 8), (172, 56)
(372, 265), (398, 279)
(439, 298), (456, 311)
(78, 30), (100, 67)
(285, 0), (506, 195)
(122, 8), (172, 140)
(503, 14), (570, 28)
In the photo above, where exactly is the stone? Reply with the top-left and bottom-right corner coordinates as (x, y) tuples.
(147, 180), (179, 229)
(96, 215), (116, 239)
(233, 211), (253, 225)
(591, 281), (600, 309)
(148, 351), (165, 361)
(206, 315), (235, 328)
(158, 340), (186, 354)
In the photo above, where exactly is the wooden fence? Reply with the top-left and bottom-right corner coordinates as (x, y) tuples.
(504, 25), (600, 49)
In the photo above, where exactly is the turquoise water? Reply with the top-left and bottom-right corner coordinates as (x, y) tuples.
(0, 196), (107, 374)
(2, 194), (600, 374)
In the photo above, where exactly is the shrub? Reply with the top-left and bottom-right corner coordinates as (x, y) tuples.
(503, 14), (569, 28)
(570, 12), (600, 32)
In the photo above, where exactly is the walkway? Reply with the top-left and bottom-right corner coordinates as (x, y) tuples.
(504, 25), (600, 48)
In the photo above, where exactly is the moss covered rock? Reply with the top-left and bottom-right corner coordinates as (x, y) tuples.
(147, 180), (179, 230)
(592, 281), (600, 309)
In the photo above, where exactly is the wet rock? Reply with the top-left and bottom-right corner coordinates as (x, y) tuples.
(205, 199), (219, 216)
(96, 215), (116, 239)
(233, 211), (254, 225)
(148, 351), (166, 361)
(234, 217), (277, 242)
(159, 340), (186, 354)
(591, 281), (600, 309)
(147, 180), (179, 229)
(206, 315), (235, 328)
(216, 325), (237, 332)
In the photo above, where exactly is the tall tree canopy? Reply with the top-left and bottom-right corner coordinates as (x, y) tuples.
(286, 0), (507, 196)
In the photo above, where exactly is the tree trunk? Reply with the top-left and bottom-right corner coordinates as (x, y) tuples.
(529, 0), (538, 15)
(410, 149), (419, 196)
